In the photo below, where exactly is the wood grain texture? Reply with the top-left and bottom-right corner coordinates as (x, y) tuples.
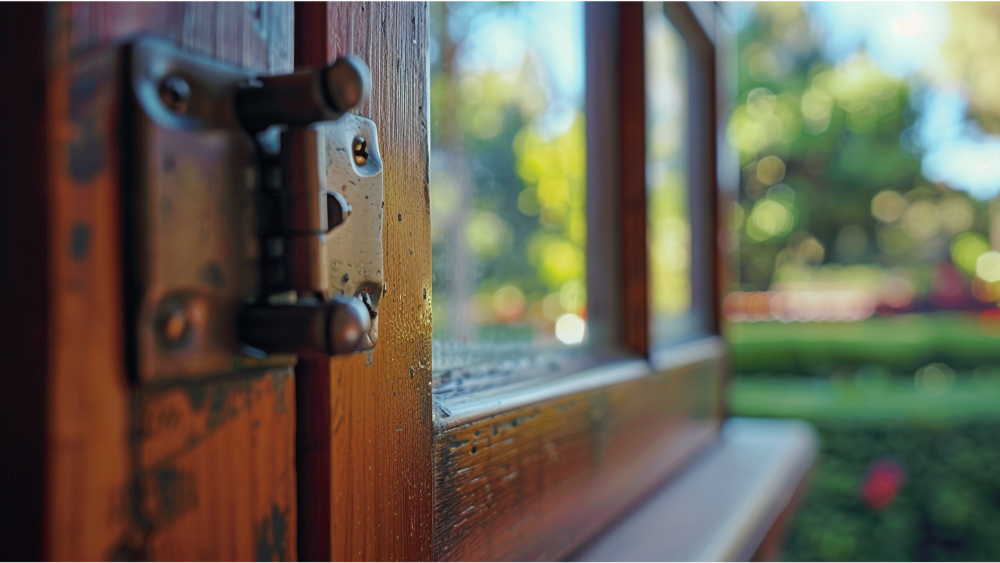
(433, 359), (722, 562)
(297, 2), (435, 561)
(45, 3), (296, 560)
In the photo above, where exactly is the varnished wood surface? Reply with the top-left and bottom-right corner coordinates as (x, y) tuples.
(44, 3), (297, 560)
(32, 3), (728, 561)
(298, 3), (435, 561)
(433, 357), (722, 561)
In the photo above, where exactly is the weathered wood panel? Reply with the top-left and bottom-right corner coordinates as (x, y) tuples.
(44, 3), (296, 560)
(433, 359), (721, 561)
(296, 2), (435, 561)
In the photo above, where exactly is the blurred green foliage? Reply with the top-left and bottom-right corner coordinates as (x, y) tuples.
(733, 4), (918, 291)
(728, 313), (1000, 375)
(729, 4), (998, 308)
(730, 376), (1000, 561)
(730, 6), (1000, 557)
(729, 374), (1000, 421)
(787, 420), (1000, 561)
(645, 5), (694, 332)
(429, 2), (588, 345)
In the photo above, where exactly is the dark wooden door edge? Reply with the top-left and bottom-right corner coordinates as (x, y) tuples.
(0, 4), (49, 560)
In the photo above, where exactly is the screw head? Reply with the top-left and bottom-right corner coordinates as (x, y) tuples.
(352, 136), (368, 166)
(156, 300), (191, 349)
(159, 74), (191, 114)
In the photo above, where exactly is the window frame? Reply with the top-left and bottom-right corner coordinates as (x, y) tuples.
(430, 3), (732, 560)
(1, 2), (731, 560)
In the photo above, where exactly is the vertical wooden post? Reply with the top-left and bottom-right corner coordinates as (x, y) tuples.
(0, 4), (49, 559)
(618, 3), (650, 357)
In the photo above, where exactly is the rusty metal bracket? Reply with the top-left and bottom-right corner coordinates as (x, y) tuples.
(112, 36), (382, 382)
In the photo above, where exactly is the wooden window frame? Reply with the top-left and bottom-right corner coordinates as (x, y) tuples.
(430, 3), (730, 561)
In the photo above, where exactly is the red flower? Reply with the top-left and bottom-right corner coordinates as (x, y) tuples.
(861, 458), (906, 510)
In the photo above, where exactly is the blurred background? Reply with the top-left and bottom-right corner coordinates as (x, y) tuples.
(727, 3), (1000, 560)
(429, 2), (588, 353)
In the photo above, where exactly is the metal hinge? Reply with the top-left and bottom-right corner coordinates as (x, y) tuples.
(112, 36), (383, 382)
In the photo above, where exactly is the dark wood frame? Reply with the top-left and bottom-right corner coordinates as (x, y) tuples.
(0, 4), (49, 560)
(666, 1), (722, 342)
(293, 6), (333, 561)
(430, 3), (730, 560)
(618, 2), (650, 357)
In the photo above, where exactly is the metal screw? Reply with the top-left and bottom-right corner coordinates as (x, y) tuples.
(352, 136), (368, 166)
(157, 303), (190, 348)
(159, 74), (191, 114)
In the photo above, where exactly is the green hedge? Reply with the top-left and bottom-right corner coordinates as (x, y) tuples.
(729, 376), (1000, 561)
(783, 420), (1000, 561)
(728, 313), (1000, 374)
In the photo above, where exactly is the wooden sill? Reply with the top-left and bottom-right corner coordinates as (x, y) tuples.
(571, 417), (820, 562)
(432, 336), (728, 561)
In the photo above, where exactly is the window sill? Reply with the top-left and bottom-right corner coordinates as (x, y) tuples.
(571, 417), (819, 562)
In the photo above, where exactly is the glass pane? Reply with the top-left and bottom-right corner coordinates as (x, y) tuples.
(645, 3), (695, 346)
(429, 2), (587, 362)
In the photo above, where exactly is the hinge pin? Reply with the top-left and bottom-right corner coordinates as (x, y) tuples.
(158, 74), (191, 114)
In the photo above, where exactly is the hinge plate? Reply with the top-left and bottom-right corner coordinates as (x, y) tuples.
(112, 36), (383, 382)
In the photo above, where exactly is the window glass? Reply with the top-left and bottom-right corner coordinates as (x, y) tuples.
(645, 4), (696, 345)
(429, 2), (587, 361)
